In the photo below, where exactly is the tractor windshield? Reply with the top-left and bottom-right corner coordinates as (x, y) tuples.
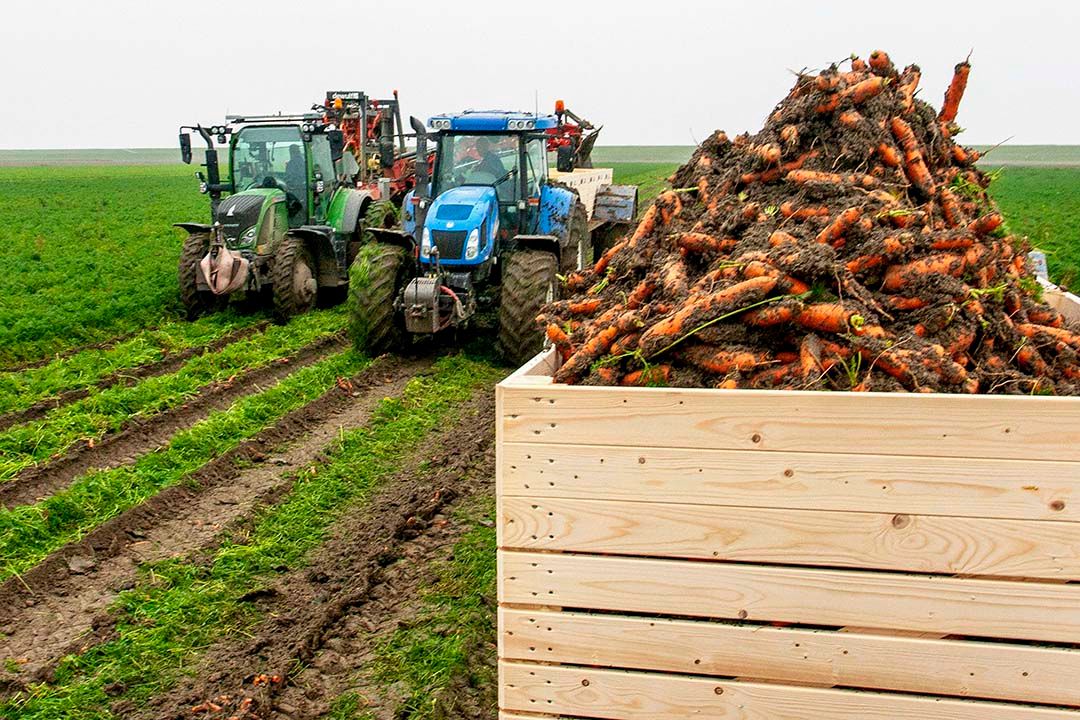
(435, 133), (519, 203)
(231, 126), (307, 201)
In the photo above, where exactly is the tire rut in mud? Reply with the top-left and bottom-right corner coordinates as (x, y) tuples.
(0, 355), (434, 693)
(0, 331), (347, 509)
(146, 390), (499, 720)
(0, 322), (270, 434)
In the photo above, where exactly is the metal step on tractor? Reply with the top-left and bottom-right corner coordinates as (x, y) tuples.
(348, 102), (638, 365)
(174, 91), (424, 322)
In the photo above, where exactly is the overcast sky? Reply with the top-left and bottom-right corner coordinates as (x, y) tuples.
(1, 0), (1077, 149)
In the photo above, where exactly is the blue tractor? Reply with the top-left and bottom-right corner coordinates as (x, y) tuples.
(348, 107), (636, 364)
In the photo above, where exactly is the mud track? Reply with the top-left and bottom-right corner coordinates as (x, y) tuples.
(0, 330), (347, 509)
(145, 390), (499, 720)
(0, 322), (270, 433)
(0, 355), (435, 693)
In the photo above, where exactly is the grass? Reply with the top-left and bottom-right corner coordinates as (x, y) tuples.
(984, 167), (1080, 288)
(0, 165), (206, 364)
(0, 312), (262, 415)
(1, 354), (505, 719)
(0, 309), (344, 482)
(0, 347), (369, 582)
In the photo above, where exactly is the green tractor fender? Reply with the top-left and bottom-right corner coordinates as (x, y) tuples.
(326, 188), (375, 237)
(173, 222), (212, 235)
(284, 226), (346, 288)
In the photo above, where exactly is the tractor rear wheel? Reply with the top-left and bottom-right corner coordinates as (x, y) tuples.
(349, 242), (407, 356)
(178, 232), (223, 319)
(498, 250), (558, 366)
(272, 234), (318, 323)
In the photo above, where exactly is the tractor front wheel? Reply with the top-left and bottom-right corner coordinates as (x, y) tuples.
(348, 242), (407, 356)
(272, 234), (318, 322)
(178, 232), (223, 319)
(498, 250), (558, 366)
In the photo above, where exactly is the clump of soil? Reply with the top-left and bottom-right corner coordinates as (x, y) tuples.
(542, 50), (1080, 394)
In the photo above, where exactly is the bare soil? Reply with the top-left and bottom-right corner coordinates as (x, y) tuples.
(0, 355), (433, 693)
(144, 391), (499, 720)
(0, 331), (347, 509)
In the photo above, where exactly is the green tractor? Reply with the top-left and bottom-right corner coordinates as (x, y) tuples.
(175, 113), (381, 321)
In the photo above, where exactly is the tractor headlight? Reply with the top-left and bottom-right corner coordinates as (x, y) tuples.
(465, 228), (480, 260)
(421, 227), (431, 258)
(241, 226), (257, 244)
(199, 181), (209, 194)
(525, 120), (535, 129)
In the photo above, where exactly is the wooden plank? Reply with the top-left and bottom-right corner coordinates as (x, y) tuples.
(499, 372), (1080, 461)
(500, 661), (1080, 719)
(499, 496), (1080, 579)
(499, 442), (1080, 522)
(500, 551), (1080, 643)
(500, 609), (1080, 706)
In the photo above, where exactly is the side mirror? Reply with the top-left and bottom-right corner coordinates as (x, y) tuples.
(179, 133), (192, 164)
(327, 130), (345, 163)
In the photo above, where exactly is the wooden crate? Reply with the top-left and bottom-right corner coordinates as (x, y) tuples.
(496, 346), (1080, 719)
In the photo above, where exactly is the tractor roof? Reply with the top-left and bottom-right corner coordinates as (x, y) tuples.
(428, 110), (558, 132)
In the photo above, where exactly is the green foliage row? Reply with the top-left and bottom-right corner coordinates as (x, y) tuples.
(1, 354), (505, 719)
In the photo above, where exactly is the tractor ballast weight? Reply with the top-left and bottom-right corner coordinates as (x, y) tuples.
(348, 104), (637, 365)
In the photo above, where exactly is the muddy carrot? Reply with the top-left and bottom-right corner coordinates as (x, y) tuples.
(1027, 307), (1064, 328)
(753, 143), (782, 165)
(609, 332), (641, 356)
(640, 276), (779, 352)
(743, 303), (798, 327)
(851, 57), (868, 72)
(768, 230), (799, 247)
(563, 271), (589, 292)
(661, 258), (690, 297)
(545, 324), (573, 361)
(593, 238), (627, 275)
(940, 58), (972, 124)
(750, 362), (799, 387)
(656, 190), (683, 226)
(885, 295), (928, 311)
(682, 346), (770, 374)
(621, 365), (671, 386)
(882, 253), (966, 291)
(877, 143), (902, 168)
(794, 303), (859, 333)
(786, 169), (878, 189)
(938, 188), (962, 227)
(799, 334), (824, 377)
(566, 298), (602, 315)
(817, 207), (863, 247)
(742, 260), (810, 294)
(930, 235), (974, 251)
(843, 76), (889, 104)
(968, 213), (1004, 235)
(676, 232), (736, 255)
(625, 280), (656, 310)
(626, 205), (658, 249)
(780, 124), (799, 147)
(951, 145), (980, 165)
(815, 94), (841, 114)
(1016, 323), (1080, 351)
(838, 110), (863, 128)
(890, 117), (936, 195)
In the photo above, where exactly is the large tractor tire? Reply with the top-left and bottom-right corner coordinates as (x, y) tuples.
(559, 198), (591, 275)
(178, 232), (223, 319)
(272, 234), (318, 323)
(498, 250), (558, 366)
(349, 242), (407, 356)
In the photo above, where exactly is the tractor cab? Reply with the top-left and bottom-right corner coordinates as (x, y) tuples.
(405, 111), (560, 272)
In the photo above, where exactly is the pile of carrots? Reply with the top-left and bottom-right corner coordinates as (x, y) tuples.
(540, 51), (1080, 394)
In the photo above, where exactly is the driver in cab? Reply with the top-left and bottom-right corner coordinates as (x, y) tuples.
(473, 137), (505, 180)
(284, 145), (306, 194)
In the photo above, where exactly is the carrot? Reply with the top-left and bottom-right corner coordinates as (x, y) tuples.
(817, 207), (863, 247)
(768, 230), (799, 247)
(594, 238), (627, 275)
(565, 298), (602, 315)
(716, 378), (739, 389)
(594, 366), (619, 384)
(621, 365), (671, 386)
(786, 169), (878, 189)
(750, 362), (799, 387)
(860, 347), (917, 387)
(930, 235), (974, 251)
(1027, 307), (1064, 328)
(1016, 323), (1080, 351)
(851, 57), (868, 72)
(563, 271), (589, 293)
(815, 94), (841, 115)
(555, 311), (643, 383)
(625, 279), (656, 310)
(939, 58), (972, 124)
(780, 124), (799, 148)
(682, 346), (770, 374)
(898, 65), (921, 114)
(742, 260), (810, 294)
(885, 295), (928, 311)
(882, 253), (966, 292)
(868, 50), (894, 75)
(799, 334), (824, 377)
(838, 110), (863, 128)
(661, 258), (689, 297)
(545, 323), (573, 362)
(626, 205), (658, 249)
(788, 205), (830, 220)
(743, 303), (797, 327)
(846, 253), (890, 274)
(676, 232), (736, 255)
(842, 75), (889, 104)
(640, 276), (778, 352)
(609, 332), (641, 356)
(877, 143), (901, 168)
(938, 188), (962, 227)
(753, 143), (782, 165)
(795, 303), (859, 334)
(951, 145), (980, 165)
(657, 190), (683, 226)
(815, 72), (842, 92)
(968, 213), (1004, 236)
(890, 117), (936, 195)
(741, 150), (818, 185)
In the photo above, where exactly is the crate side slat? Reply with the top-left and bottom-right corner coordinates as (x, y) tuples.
(500, 608), (1080, 707)
(500, 442), (1079, 522)
(499, 380), (1080, 461)
(501, 661), (1080, 719)
(500, 551), (1080, 643)
(500, 496), (1080, 579)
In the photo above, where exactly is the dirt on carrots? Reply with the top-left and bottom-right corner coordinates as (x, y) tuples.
(541, 50), (1080, 394)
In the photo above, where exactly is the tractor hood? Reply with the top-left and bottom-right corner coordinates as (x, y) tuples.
(422, 185), (498, 264)
(213, 189), (280, 250)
